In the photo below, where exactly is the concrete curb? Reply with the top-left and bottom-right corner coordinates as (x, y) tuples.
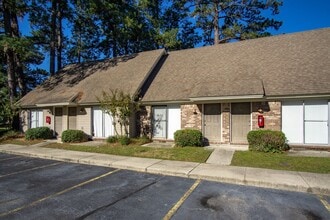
(1, 144), (329, 196)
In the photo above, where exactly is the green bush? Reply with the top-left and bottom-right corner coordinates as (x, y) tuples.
(247, 130), (289, 153)
(174, 129), (203, 147)
(107, 135), (118, 143)
(25, 127), (53, 140)
(61, 130), (88, 143)
(118, 135), (130, 145)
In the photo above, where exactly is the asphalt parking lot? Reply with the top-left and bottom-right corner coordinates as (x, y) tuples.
(0, 153), (329, 219)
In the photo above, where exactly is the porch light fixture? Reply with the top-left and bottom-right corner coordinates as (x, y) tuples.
(193, 109), (198, 115)
(79, 107), (85, 113)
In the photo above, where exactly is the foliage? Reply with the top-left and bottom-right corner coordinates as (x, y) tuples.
(106, 135), (118, 144)
(247, 130), (289, 153)
(186, 0), (283, 45)
(231, 151), (330, 174)
(97, 89), (139, 136)
(61, 129), (88, 143)
(174, 129), (203, 147)
(118, 135), (131, 146)
(25, 127), (53, 140)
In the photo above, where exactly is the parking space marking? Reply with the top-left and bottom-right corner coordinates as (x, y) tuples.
(0, 168), (120, 217)
(0, 162), (63, 178)
(318, 195), (330, 212)
(0, 156), (22, 161)
(163, 179), (201, 220)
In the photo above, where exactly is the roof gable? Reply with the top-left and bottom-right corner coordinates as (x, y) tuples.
(19, 49), (165, 107)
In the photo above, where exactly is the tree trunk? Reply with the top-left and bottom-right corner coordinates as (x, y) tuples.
(50, 0), (57, 75)
(213, 3), (220, 45)
(57, 0), (62, 70)
(3, 0), (20, 130)
(11, 13), (26, 96)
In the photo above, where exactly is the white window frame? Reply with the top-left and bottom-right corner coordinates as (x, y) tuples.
(282, 100), (329, 145)
(30, 110), (43, 128)
(152, 105), (181, 140)
(92, 107), (114, 138)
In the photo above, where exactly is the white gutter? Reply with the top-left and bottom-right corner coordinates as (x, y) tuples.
(189, 94), (264, 102)
(266, 94), (330, 100)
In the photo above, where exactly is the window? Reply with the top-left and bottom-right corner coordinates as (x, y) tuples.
(92, 107), (114, 137)
(30, 110), (43, 128)
(282, 100), (329, 144)
(152, 105), (181, 139)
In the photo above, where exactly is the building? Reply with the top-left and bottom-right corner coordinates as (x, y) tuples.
(19, 28), (330, 146)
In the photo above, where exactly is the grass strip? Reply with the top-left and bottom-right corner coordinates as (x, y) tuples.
(231, 151), (330, 174)
(44, 143), (212, 163)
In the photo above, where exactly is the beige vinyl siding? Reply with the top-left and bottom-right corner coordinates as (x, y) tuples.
(77, 107), (92, 136)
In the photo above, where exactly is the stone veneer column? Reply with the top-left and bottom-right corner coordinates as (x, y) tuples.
(251, 101), (281, 131)
(138, 106), (152, 138)
(221, 103), (230, 143)
(181, 104), (202, 130)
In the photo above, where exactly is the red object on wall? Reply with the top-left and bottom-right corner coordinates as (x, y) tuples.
(258, 115), (264, 128)
(46, 116), (51, 124)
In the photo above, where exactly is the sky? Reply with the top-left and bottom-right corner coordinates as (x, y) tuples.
(270, 0), (330, 35)
(22, 0), (330, 71)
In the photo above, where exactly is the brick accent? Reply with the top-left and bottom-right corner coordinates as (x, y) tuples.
(251, 101), (281, 131)
(181, 104), (202, 130)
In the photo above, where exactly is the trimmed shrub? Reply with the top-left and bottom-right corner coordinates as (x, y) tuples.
(247, 130), (289, 153)
(118, 135), (130, 145)
(61, 130), (88, 143)
(174, 129), (203, 147)
(107, 135), (118, 143)
(25, 127), (53, 140)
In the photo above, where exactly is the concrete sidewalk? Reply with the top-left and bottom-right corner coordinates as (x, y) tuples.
(0, 144), (329, 196)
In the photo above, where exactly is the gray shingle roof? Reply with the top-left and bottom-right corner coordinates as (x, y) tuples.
(19, 49), (165, 107)
(142, 28), (330, 103)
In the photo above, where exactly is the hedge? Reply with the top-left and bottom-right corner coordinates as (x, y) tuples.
(247, 130), (289, 153)
(174, 129), (203, 147)
(25, 127), (53, 140)
(61, 130), (88, 143)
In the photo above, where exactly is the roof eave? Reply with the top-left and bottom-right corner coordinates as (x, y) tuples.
(266, 94), (330, 100)
(189, 94), (265, 102)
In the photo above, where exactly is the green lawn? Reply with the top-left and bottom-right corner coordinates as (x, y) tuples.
(231, 151), (330, 174)
(44, 143), (212, 163)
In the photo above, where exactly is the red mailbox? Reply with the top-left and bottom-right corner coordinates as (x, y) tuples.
(258, 115), (264, 128)
(46, 116), (51, 124)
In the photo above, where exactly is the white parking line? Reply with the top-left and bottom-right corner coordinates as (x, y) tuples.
(0, 162), (63, 178)
(0, 169), (120, 217)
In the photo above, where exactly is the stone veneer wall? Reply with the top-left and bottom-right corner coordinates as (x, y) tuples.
(138, 106), (152, 138)
(181, 104), (202, 130)
(251, 101), (281, 131)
